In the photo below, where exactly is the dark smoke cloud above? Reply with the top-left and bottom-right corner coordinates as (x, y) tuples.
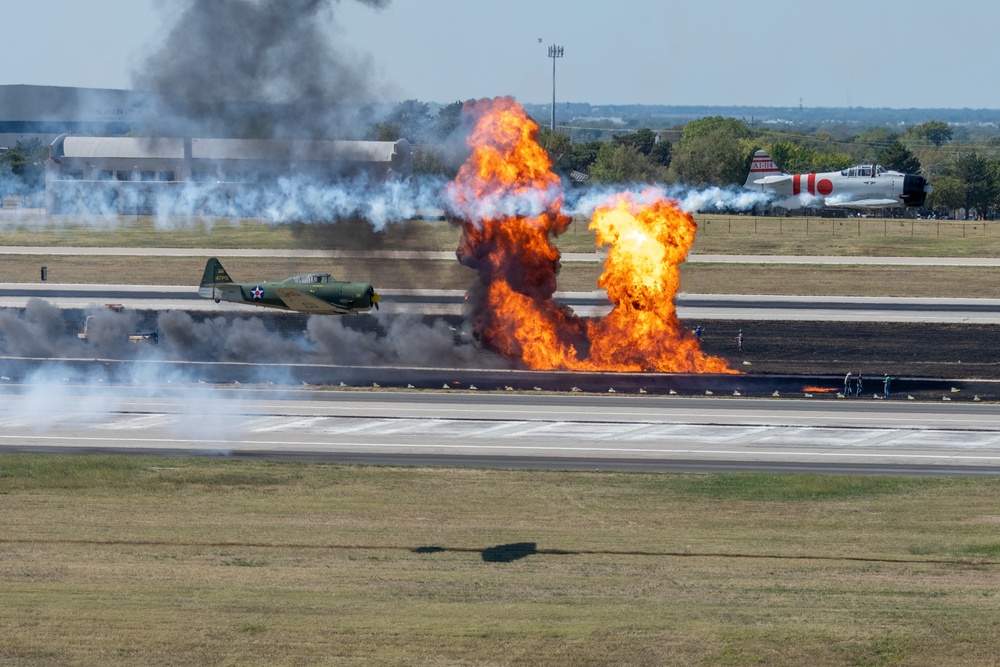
(132, 0), (392, 138)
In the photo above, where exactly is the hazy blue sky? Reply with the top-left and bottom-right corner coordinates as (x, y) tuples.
(2, 0), (996, 109)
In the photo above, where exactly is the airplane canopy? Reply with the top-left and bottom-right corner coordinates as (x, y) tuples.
(841, 165), (889, 177)
(286, 273), (334, 285)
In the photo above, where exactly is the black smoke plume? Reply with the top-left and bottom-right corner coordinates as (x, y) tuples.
(132, 0), (391, 139)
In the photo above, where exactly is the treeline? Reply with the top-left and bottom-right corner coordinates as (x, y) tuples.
(7, 96), (1000, 218)
(375, 100), (1000, 217)
(0, 138), (47, 202)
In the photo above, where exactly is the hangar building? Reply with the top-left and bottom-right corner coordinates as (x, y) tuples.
(3, 85), (414, 217)
(46, 135), (413, 216)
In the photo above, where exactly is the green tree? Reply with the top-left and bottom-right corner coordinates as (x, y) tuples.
(666, 117), (755, 186)
(0, 139), (47, 194)
(433, 101), (464, 140)
(589, 143), (662, 184)
(853, 127), (899, 149)
(568, 140), (603, 175)
(877, 140), (921, 174)
(648, 137), (671, 168)
(411, 146), (455, 177)
(365, 121), (401, 141)
(385, 99), (432, 142)
(925, 175), (966, 213)
(679, 116), (754, 143)
(612, 128), (670, 168)
(952, 153), (997, 214)
(537, 128), (572, 170)
(613, 128), (657, 155)
(906, 120), (953, 147)
(767, 141), (817, 174)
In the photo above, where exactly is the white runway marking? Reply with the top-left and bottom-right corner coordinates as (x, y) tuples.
(4, 389), (1000, 470)
(4, 432), (1000, 463)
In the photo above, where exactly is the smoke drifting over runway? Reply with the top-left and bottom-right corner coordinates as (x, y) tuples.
(0, 302), (506, 371)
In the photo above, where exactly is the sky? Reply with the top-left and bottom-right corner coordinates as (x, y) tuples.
(2, 0), (999, 110)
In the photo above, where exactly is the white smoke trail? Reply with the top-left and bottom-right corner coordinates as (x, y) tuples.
(564, 183), (774, 218)
(441, 180), (564, 224)
(44, 173), (449, 232)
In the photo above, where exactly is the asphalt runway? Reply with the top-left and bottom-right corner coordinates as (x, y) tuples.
(4, 283), (1000, 322)
(2, 249), (998, 475)
(2, 385), (999, 476)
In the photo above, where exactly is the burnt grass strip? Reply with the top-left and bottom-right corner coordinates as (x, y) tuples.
(690, 319), (1000, 381)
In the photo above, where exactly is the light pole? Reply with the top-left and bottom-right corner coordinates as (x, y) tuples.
(547, 44), (564, 132)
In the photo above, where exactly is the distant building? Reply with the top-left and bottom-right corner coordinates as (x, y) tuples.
(2, 84), (415, 218)
(0, 85), (154, 147)
(46, 135), (413, 216)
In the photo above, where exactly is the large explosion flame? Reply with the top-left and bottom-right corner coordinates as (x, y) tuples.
(447, 97), (734, 374)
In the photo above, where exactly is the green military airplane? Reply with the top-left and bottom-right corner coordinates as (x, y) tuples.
(198, 257), (380, 314)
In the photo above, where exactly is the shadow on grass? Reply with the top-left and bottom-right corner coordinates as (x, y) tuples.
(414, 542), (575, 563)
(482, 542), (536, 562)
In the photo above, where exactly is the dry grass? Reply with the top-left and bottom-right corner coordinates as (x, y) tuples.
(2, 455), (1000, 666)
(6, 213), (1000, 258)
(7, 214), (1000, 298)
(678, 263), (1000, 298)
(0, 216), (463, 250)
(692, 215), (1000, 257)
(7, 253), (1000, 300)
(0, 255), (477, 290)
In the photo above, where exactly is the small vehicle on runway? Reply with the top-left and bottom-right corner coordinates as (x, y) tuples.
(77, 313), (159, 345)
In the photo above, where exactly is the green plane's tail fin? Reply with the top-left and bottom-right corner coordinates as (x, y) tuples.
(199, 258), (237, 301)
(200, 257), (233, 288)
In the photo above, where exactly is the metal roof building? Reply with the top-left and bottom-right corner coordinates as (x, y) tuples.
(46, 135), (413, 217)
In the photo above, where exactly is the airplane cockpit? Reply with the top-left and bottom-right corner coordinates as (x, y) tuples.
(841, 165), (888, 178)
(288, 273), (333, 284)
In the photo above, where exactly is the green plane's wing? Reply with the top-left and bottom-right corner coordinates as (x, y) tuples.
(273, 287), (350, 314)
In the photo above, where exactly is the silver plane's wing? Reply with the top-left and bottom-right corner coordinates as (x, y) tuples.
(825, 198), (901, 209)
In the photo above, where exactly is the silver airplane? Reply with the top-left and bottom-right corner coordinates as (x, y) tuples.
(743, 149), (931, 209)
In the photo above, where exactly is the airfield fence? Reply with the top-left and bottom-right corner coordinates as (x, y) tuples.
(696, 216), (998, 239)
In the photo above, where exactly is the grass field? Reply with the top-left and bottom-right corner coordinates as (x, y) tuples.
(7, 253), (1000, 300)
(3, 454), (1000, 666)
(4, 213), (1000, 257)
(4, 214), (1000, 665)
(5, 215), (1000, 298)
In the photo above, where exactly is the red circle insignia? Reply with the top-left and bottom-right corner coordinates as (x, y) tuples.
(817, 179), (834, 196)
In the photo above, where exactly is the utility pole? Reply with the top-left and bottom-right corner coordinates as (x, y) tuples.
(547, 44), (564, 132)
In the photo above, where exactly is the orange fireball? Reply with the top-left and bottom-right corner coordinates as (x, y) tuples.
(447, 96), (734, 374)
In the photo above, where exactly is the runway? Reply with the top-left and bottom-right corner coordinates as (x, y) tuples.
(4, 283), (1000, 322)
(5, 247), (1000, 320)
(2, 248), (997, 475)
(1, 385), (999, 476)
